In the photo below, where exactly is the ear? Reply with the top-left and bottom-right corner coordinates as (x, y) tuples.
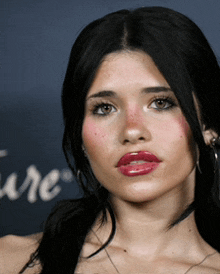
(202, 126), (218, 146)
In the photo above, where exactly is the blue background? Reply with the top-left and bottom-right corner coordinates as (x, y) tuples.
(1, 0), (220, 237)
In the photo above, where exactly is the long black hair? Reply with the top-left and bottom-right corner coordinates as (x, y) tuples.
(21, 6), (220, 274)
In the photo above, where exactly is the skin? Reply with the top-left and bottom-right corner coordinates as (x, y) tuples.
(0, 234), (42, 274)
(1, 51), (219, 274)
(82, 50), (196, 205)
(78, 50), (220, 273)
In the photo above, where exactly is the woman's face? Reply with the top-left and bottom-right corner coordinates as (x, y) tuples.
(82, 51), (197, 203)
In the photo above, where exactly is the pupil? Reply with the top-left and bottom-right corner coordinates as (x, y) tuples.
(103, 105), (111, 113)
(157, 100), (165, 108)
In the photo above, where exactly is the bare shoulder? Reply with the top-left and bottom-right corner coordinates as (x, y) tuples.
(208, 251), (220, 271)
(0, 233), (43, 274)
(195, 251), (220, 273)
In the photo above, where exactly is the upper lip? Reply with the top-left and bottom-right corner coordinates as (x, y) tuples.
(117, 151), (161, 167)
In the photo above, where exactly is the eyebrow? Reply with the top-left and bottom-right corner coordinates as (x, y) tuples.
(86, 86), (172, 101)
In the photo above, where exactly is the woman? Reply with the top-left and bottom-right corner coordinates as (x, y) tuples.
(2, 6), (220, 273)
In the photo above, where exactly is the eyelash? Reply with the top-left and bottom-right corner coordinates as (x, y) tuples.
(91, 101), (116, 116)
(149, 95), (176, 111)
(90, 96), (176, 116)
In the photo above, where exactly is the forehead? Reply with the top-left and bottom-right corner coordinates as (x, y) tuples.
(86, 50), (170, 96)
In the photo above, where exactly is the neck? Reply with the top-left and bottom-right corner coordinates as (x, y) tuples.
(91, 181), (208, 259)
(110, 191), (198, 256)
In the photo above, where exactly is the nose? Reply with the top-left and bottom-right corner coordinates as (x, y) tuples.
(119, 106), (151, 145)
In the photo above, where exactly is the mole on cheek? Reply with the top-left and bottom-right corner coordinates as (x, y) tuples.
(83, 119), (108, 141)
(99, 132), (107, 139)
(94, 132), (106, 138)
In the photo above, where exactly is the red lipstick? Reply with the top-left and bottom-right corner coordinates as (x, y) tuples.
(117, 151), (161, 177)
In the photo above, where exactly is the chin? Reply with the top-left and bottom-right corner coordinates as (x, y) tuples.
(115, 187), (160, 203)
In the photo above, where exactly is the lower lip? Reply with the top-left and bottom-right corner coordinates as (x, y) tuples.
(118, 162), (160, 177)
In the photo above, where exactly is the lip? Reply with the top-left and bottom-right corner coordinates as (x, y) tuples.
(117, 151), (161, 177)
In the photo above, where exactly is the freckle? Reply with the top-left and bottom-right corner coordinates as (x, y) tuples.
(124, 249), (127, 252)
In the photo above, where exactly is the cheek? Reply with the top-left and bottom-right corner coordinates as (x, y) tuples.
(156, 115), (190, 140)
(178, 115), (197, 157)
(163, 115), (190, 139)
(169, 115), (196, 158)
(82, 118), (109, 154)
(155, 115), (193, 158)
(179, 115), (190, 138)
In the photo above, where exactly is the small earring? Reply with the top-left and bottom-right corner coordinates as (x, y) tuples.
(210, 137), (220, 200)
(197, 160), (202, 174)
(210, 137), (220, 173)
